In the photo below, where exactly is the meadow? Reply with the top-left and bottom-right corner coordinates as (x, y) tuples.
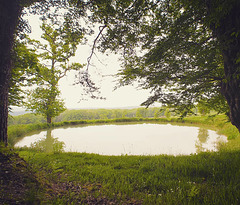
(17, 143), (240, 204)
(6, 114), (239, 204)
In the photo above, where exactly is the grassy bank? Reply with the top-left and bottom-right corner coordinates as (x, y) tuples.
(17, 148), (240, 204)
(8, 114), (240, 146)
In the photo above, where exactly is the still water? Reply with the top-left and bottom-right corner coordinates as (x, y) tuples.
(15, 123), (227, 156)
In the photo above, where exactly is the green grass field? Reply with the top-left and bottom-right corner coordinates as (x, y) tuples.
(17, 149), (240, 204)
(9, 115), (240, 204)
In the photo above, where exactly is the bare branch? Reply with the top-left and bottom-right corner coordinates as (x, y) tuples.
(86, 25), (107, 70)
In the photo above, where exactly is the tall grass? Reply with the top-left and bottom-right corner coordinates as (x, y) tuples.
(8, 123), (50, 145)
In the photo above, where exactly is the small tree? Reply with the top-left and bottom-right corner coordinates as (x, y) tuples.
(25, 18), (84, 123)
(164, 108), (171, 119)
(27, 86), (66, 124)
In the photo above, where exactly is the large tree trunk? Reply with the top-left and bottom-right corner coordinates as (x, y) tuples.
(0, 1), (22, 146)
(211, 1), (240, 131)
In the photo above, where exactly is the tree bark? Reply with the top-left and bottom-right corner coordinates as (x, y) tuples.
(0, 1), (22, 146)
(47, 115), (52, 124)
(210, 1), (240, 131)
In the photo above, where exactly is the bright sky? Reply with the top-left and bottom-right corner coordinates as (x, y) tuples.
(23, 14), (156, 109)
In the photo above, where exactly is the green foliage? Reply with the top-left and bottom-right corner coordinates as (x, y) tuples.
(136, 108), (147, 118)
(8, 113), (46, 125)
(93, 0), (239, 118)
(164, 108), (171, 119)
(27, 87), (66, 123)
(9, 40), (40, 107)
(25, 18), (84, 123)
(8, 108), (164, 126)
(197, 94), (229, 116)
(8, 123), (50, 146)
(55, 107), (164, 122)
(197, 101), (211, 116)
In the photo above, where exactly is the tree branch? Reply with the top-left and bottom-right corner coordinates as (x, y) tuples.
(86, 25), (107, 70)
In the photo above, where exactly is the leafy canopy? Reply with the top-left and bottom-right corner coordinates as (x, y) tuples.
(88, 0), (230, 116)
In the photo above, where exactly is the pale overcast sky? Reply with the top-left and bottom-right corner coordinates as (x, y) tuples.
(22, 14), (156, 109)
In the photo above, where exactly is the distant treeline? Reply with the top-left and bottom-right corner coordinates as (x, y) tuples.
(8, 107), (165, 125)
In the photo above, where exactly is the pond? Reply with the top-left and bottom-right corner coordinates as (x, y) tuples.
(15, 123), (227, 156)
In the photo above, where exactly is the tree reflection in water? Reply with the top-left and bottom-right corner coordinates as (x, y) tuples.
(30, 129), (65, 153)
(195, 128), (209, 153)
(15, 124), (227, 155)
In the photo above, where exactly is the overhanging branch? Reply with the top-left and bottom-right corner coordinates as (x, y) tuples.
(86, 24), (107, 70)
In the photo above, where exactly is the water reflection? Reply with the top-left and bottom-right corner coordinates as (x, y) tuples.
(15, 123), (227, 156)
(30, 129), (65, 153)
(196, 128), (209, 153)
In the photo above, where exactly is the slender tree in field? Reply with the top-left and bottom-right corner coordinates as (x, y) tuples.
(25, 19), (84, 123)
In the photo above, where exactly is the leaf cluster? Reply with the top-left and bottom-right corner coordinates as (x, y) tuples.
(10, 40), (40, 107)
(27, 86), (66, 120)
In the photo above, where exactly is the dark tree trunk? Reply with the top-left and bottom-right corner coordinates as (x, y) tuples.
(47, 115), (52, 124)
(210, 1), (240, 131)
(0, 1), (22, 146)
